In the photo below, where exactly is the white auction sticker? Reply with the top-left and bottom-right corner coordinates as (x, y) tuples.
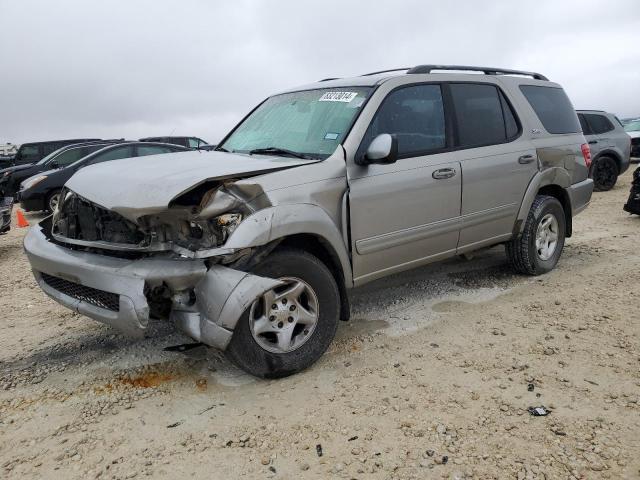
(319, 91), (358, 103)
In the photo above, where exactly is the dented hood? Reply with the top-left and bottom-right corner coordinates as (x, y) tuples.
(65, 150), (319, 216)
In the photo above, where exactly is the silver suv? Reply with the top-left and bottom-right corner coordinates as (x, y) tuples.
(24, 65), (594, 378)
(576, 110), (631, 191)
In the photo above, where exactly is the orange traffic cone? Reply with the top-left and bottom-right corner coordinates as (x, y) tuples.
(16, 209), (29, 228)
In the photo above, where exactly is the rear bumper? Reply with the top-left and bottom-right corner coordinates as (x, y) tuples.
(23, 221), (281, 349)
(568, 178), (594, 216)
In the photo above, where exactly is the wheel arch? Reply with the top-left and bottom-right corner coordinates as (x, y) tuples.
(536, 184), (572, 237)
(224, 204), (352, 320)
(591, 149), (622, 173)
(277, 234), (350, 321)
(515, 169), (573, 238)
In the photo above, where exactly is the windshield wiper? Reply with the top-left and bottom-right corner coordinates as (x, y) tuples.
(248, 147), (313, 159)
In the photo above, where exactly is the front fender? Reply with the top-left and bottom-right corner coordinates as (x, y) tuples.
(225, 203), (353, 287)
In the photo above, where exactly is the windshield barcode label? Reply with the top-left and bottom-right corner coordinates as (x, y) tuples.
(319, 92), (358, 103)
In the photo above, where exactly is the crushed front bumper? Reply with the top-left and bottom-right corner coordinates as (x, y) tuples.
(24, 222), (281, 349)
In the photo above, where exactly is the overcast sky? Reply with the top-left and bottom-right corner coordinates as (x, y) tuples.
(1, 0), (639, 145)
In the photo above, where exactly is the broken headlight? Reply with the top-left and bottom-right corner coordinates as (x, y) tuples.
(177, 213), (243, 250)
(216, 213), (243, 240)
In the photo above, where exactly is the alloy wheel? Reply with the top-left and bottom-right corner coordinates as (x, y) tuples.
(248, 277), (319, 354)
(535, 213), (559, 261)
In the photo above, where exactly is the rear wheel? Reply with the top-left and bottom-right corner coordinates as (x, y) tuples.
(591, 156), (618, 191)
(506, 195), (566, 275)
(46, 189), (61, 213)
(225, 248), (340, 378)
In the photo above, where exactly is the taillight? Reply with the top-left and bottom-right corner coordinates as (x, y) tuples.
(581, 143), (592, 168)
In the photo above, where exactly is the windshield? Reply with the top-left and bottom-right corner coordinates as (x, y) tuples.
(624, 120), (640, 132)
(220, 87), (373, 159)
(36, 146), (74, 166)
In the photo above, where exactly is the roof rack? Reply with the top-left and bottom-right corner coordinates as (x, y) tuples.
(406, 65), (548, 81)
(319, 77), (340, 82)
(361, 68), (410, 77)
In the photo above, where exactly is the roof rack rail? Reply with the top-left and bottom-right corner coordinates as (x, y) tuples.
(361, 68), (410, 77)
(406, 65), (548, 81)
(319, 77), (340, 82)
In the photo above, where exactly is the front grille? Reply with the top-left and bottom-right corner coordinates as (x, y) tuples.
(41, 272), (120, 312)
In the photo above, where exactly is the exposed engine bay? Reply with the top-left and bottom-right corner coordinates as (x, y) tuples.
(51, 180), (265, 257)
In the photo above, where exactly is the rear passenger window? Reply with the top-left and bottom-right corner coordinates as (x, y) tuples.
(499, 91), (519, 139)
(363, 84), (446, 158)
(585, 114), (614, 134)
(19, 145), (39, 162)
(89, 146), (134, 164)
(519, 85), (580, 134)
(578, 114), (592, 135)
(450, 84), (516, 147)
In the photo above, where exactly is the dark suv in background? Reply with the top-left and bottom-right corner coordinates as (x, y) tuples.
(8, 139), (101, 166)
(577, 110), (631, 191)
(139, 136), (209, 149)
(0, 141), (122, 198)
(19, 141), (188, 212)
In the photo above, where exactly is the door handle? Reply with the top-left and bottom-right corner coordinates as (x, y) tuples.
(588, 140), (598, 145)
(432, 168), (456, 180)
(518, 154), (535, 164)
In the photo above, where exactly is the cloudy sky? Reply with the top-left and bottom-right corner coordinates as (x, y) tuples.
(1, 0), (639, 145)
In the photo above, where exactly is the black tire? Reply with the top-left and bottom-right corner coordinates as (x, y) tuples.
(591, 156), (618, 192)
(225, 248), (340, 379)
(45, 189), (62, 213)
(506, 195), (566, 275)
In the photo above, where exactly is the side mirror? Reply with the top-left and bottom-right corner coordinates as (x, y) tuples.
(49, 161), (59, 169)
(358, 133), (398, 165)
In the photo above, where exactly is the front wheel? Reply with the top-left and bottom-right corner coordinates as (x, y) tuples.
(225, 248), (340, 378)
(506, 195), (566, 275)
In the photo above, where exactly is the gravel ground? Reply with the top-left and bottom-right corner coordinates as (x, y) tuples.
(1, 171), (639, 479)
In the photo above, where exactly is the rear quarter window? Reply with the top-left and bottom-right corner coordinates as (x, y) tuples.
(584, 114), (615, 135)
(519, 85), (580, 134)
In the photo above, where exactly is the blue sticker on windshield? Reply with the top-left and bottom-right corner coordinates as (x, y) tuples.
(324, 132), (339, 140)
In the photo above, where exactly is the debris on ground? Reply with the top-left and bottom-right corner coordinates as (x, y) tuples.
(527, 406), (550, 416)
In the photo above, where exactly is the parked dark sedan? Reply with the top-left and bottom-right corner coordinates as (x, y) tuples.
(19, 142), (187, 212)
(0, 141), (122, 197)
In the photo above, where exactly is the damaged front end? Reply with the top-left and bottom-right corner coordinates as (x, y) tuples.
(24, 180), (282, 350)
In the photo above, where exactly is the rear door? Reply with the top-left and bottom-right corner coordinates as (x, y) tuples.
(584, 113), (615, 154)
(452, 82), (538, 252)
(578, 113), (599, 155)
(347, 83), (462, 285)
